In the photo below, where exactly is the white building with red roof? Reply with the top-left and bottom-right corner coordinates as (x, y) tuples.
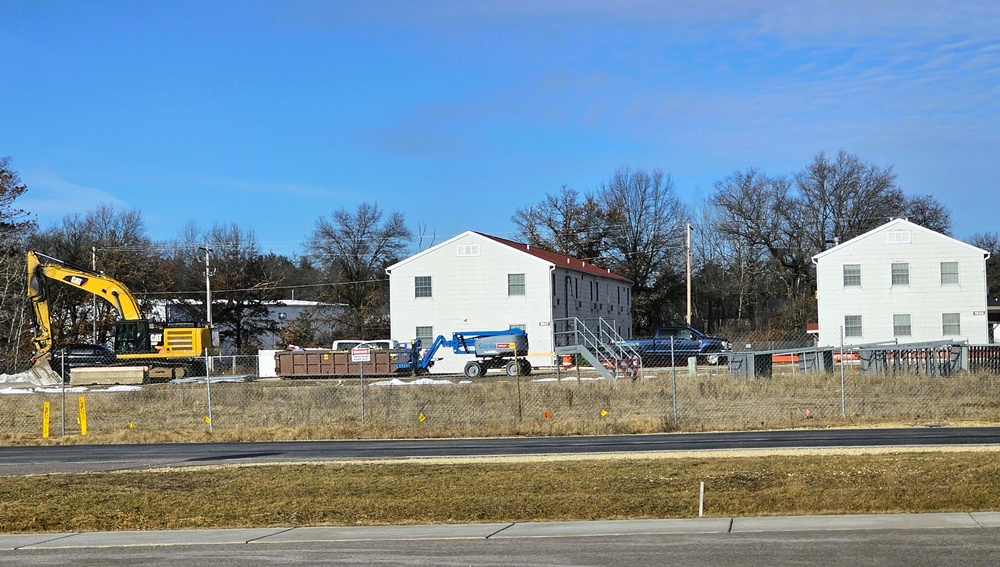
(386, 230), (633, 374)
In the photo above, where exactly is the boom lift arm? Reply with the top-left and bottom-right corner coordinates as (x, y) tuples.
(397, 329), (530, 378)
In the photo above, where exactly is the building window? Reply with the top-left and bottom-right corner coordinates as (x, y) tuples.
(508, 273), (525, 296)
(844, 315), (863, 337)
(893, 314), (911, 337)
(887, 230), (911, 244)
(891, 263), (909, 285)
(942, 313), (961, 335)
(457, 244), (480, 256)
(414, 276), (432, 298)
(509, 324), (526, 331)
(415, 326), (434, 348)
(940, 262), (959, 285)
(843, 264), (861, 287)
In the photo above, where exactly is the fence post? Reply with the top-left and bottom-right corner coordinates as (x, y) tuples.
(671, 337), (678, 423)
(205, 349), (214, 432)
(840, 326), (846, 418)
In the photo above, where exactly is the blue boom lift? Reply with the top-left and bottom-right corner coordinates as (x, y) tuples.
(397, 329), (530, 378)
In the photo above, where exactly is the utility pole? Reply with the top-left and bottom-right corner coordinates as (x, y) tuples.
(686, 224), (692, 326)
(199, 246), (214, 327)
(92, 246), (98, 344)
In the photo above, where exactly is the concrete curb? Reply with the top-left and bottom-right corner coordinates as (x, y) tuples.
(2, 513), (999, 550)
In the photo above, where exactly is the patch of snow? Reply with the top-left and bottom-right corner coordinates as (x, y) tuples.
(370, 377), (455, 386)
(94, 385), (143, 392)
(35, 386), (87, 394)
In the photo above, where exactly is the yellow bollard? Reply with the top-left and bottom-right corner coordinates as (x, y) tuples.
(42, 401), (50, 438)
(78, 396), (88, 436)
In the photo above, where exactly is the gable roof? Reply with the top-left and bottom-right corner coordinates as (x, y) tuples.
(386, 230), (631, 283)
(477, 233), (631, 283)
(812, 218), (989, 262)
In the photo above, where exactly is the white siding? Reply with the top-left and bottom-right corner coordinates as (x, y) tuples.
(815, 219), (988, 346)
(388, 231), (632, 373)
(389, 232), (555, 373)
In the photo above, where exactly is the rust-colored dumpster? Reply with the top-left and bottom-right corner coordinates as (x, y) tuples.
(274, 349), (397, 378)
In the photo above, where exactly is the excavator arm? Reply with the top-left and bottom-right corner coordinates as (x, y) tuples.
(27, 250), (145, 361)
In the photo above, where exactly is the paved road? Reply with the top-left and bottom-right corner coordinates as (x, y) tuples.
(2, 426), (999, 475)
(2, 513), (1000, 566)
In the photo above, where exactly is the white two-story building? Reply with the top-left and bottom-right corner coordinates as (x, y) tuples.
(386, 231), (633, 373)
(813, 218), (990, 347)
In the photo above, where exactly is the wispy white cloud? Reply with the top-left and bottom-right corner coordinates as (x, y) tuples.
(19, 170), (127, 224)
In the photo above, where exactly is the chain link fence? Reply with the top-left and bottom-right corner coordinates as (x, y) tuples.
(3, 330), (1000, 444)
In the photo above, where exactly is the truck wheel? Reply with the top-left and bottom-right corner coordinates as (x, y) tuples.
(519, 359), (532, 376)
(464, 361), (483, 378)
(702, 352), (721, 365)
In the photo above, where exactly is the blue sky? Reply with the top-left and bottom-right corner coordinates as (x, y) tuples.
(3, 1), (998, 255)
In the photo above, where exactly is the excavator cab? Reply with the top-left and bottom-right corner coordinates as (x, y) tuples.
(114, 320), (154, 355)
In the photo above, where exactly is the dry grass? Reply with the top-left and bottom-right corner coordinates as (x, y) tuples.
(3, 367), (1000, 444)
(2, 451), (1000, 533)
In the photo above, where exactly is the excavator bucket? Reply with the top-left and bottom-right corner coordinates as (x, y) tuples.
(26, 357), (63, 386)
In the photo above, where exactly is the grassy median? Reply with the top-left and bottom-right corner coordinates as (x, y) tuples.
(3, 449), (1000, 533)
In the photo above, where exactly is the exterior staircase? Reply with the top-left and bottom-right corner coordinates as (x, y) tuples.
(553, 317), (642, 381)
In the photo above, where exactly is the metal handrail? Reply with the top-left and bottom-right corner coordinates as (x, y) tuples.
(553, 317), (641, 379)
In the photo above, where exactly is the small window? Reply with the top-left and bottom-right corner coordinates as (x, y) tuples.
(845, 315), (863, 337)
(891, 263), (909, 285)
(508, 273), (525, 296)
(415, 326), (434, 348)
(457, 244), (480, 256)
(942, 313), (961, 335)
(887, 230), (911, 244)
(414, 276), (432, 298)
(940, 262), (959, 285)
(509, 324), (526, 331)
(893, 314), (911, 337)
(843, 264), (861, 287)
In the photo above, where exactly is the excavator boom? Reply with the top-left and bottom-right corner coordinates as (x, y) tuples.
(27, 250), (217, 382)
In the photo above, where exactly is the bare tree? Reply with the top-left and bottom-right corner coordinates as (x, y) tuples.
(903, 194), (952, 235)
(172, 223), (278, 353)
(968, 232), (1000, 303)
(307, 202), (412, 338)
(600, 166), (687, 331)
(709, 152), (953, 334)
(512, 185), (611, 266)
(0, 157), (35, 372)
(796, 151), (905, 247)
(0, 156), (33, 241)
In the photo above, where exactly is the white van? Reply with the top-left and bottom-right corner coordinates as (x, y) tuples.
(331, 339), (398, 351)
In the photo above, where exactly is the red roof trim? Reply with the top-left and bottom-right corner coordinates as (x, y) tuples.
(477, 233), (631, 283)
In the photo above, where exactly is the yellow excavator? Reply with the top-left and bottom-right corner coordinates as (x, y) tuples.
(27, 250), (218, 382)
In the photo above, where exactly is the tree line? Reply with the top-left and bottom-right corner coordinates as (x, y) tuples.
(2, 152), (998, 372)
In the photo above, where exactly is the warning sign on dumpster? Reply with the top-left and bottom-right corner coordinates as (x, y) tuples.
(351, 347), (371, 362)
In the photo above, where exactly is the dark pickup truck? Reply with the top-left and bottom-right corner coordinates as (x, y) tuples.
(622, 326), (731, 365)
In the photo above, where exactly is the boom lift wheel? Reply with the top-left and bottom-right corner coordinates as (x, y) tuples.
(464, 361), (484, 378)
(505, 360), (519, 377)
(519, 359), (532, 376)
